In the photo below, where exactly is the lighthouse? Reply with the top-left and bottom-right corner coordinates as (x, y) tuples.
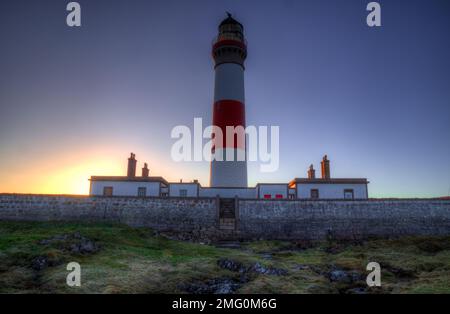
(210, 13), (248, 188)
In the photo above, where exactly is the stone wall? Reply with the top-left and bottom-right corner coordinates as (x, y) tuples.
(238, 199), (450, 239)
(1, 194), (450, 240)
(0, 194), (218, 233)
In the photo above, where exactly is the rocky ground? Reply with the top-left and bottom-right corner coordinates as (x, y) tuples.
(0, 221), (449, 293)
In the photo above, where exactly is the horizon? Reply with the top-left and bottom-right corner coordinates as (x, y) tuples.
(1, 0), (450, 198)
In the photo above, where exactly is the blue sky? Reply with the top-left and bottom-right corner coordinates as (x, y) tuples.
(0, 0), (449, 197)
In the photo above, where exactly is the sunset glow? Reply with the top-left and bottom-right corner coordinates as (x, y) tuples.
(0, 0), (449, 198)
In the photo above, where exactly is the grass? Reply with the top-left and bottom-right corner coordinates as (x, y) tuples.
(0, 221), (449, 294)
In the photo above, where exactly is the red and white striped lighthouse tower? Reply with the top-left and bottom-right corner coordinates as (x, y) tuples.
(210, 13), (248, 188)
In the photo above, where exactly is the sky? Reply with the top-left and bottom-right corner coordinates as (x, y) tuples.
(0, 0), (449, 197)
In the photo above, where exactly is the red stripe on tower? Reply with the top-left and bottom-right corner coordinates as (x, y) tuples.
(212, 100), (246, 149)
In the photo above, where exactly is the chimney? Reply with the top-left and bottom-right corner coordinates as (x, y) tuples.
(321, 155), (330, 179)
(142, 163), (149, 177)
(127, 153), (137, 177)
(307, 164), (316, 179)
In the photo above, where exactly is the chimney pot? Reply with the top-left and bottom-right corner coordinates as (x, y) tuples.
(142, 162), (149, 177)
(307, 164), (316, 179)
(127, 153), (137, 177)
(321, 155), (330, 179)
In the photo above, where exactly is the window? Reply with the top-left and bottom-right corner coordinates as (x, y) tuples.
(344, 189), (354, 200)
(103, 187), (113, 196)
(264, 194), (271, 199)
(310, 189), (319, 200)
(288, 194), (296, 200)
(275, 194), (283, 199)
(137, 187), (147, 197)
(179, 189), (188, 197)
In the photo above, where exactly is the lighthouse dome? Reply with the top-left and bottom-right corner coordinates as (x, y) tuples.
(219, 12), (243, 30)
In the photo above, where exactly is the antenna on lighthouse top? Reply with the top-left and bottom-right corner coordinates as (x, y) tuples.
(226, 11), (232, 18)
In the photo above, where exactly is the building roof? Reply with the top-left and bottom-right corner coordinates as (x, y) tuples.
(256, 183), (288, 186)
(169, 182), (200, 186)
(90, 176), (169, 186)
(289, 178), (369, 187)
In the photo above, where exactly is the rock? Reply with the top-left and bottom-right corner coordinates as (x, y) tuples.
(327, 266), (361, 283)
(251, 262), (288, 276)
(252, 262), (268, 274)
(260, 253), (273, 260)
(214, 279), (239, 294)
(217, 258), (246, 273)
(69, 238), (99, 255)
(178, 277), (240, 294)
(217, 258), (288, 276)
(31, 256), (49, 271)
(159, 230), (215, 244)
(387, 266), (416, 279)
(293, 264), (310, 271)
(309, 265), (325, 275)
(329, 269), (351, 283)
(38, 233), (99, 255)
(326, 265), (364, 284)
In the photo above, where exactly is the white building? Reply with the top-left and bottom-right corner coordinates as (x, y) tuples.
(200, 187), (257, 199)
(89, 154), (169, 197)
(89, 153), (369, 200)
(169, 182), (199, 198)
(286, 156), (369, 200)
(89, 176), (168, 197)
(256, 184), (289, 199)
(288, 178), (368, 200)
